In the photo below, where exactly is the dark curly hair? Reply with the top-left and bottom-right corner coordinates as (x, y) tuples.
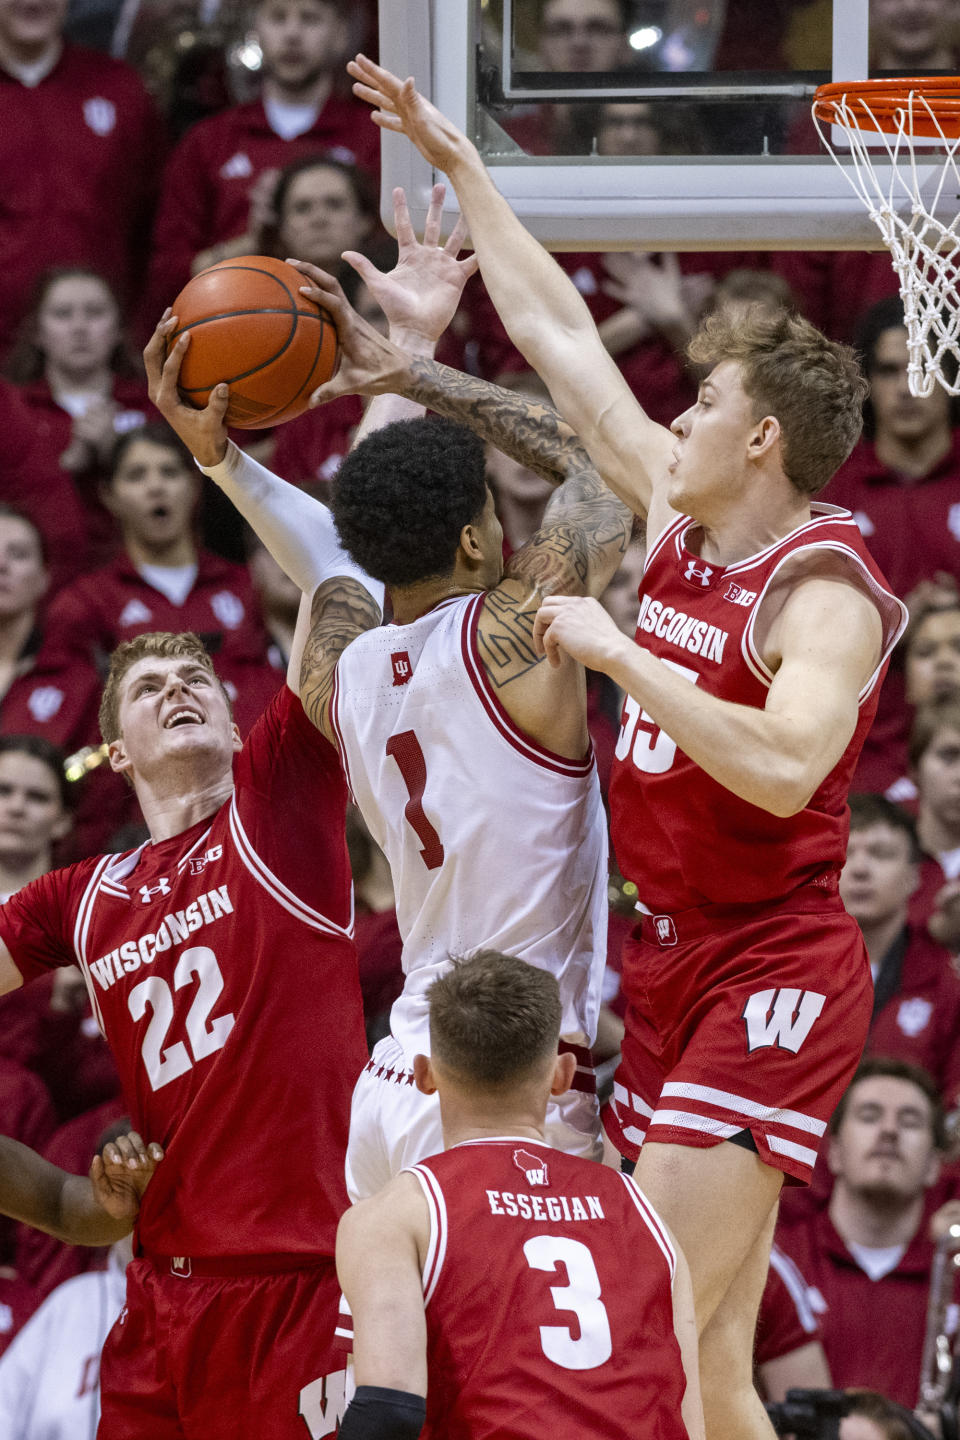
(330, 417), (488, 588)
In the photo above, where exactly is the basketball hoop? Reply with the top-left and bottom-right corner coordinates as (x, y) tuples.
(813, 77), (960, 397)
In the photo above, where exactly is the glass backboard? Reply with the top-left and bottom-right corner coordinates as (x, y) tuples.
(376, 0), (960, 250)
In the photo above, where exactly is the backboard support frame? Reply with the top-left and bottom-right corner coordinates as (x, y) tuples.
(375, 0), (951, 253)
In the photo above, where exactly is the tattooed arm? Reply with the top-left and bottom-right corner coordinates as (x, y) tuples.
(297, 578), (383, 745)
(401, 357), (635, 599)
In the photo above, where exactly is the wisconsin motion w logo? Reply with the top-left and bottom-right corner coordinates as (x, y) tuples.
(742, 988), (826, 1054)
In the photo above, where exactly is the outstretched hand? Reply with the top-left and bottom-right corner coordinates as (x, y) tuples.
(343, 183), (477, 346)
(90, 1131), (164, 1222)
(534, 594), (630, 673)
(347, 53), (474, 174)
(144, 312), (229, 467)
(287, 262), (413, 406)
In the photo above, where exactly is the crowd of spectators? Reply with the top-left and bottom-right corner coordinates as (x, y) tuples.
(2, 0), (960, 1433)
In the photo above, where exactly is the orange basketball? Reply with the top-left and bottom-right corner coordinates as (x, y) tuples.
(168, 255), (339, 430)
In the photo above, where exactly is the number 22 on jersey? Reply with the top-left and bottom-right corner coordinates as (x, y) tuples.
(128, 944), (235, 1091)
(615, 659), (699, 775)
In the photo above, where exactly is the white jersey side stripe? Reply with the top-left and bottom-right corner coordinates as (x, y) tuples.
(659, 1081), (827, 1136)
(767, 1134), (820, 1169)
(460, 595), (594, 778)
(175, 826), (214, 875)
(72, 855), (112, 1033)
(619, 1173), (677, 1282)
(769, 1244), (819, 1335)
(409, 1165), (448, 1304)
(651, 1109), (740, 1138)
(228, 796), (354, 940)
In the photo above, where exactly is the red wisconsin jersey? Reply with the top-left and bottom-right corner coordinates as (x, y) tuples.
(0, 687), (366, 1259)
(610, 507), (907, 912)
(412, 1139), (688, 1440)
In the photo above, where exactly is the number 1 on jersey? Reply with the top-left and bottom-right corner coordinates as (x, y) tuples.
(386, 730), (445, 871)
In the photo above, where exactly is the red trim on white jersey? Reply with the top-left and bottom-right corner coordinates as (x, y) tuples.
(409, 1163), (448, 1304)
(228, 795), (354, 940)
(460, 593), (595, 778)
(619, 1173), (677, 1282)
(328, 662), (355, 804)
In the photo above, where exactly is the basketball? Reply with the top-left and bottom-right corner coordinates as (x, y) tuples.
(167, 255), (339, 430)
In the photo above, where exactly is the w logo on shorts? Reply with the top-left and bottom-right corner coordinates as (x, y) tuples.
(742, 988), (826, 1054)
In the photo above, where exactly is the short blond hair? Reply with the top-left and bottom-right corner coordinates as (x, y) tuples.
(688, 305), (868, 495)
(99, 632), (229, 743)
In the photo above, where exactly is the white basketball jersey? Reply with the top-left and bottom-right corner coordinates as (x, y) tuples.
(331, 594), (608, 1056)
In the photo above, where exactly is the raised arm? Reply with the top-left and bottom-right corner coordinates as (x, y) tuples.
(0, 1130), (162, 1247)
(346, 54), (679, 537)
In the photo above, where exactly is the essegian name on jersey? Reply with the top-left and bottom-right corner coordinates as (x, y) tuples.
(637, 595), (728, 663)
(90, 885), (233, 992)
(486, 1191), (605, 1222)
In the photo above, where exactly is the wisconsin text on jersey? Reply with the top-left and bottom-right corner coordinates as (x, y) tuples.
(636, 595), (728, 663)
(89, 885), (233, 990)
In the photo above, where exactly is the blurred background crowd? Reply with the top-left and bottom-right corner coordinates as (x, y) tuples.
(3, 0), (960, 1435)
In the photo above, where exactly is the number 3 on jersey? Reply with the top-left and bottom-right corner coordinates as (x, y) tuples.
(386, 729), (444, 870)
(524, 1235), (612, 1370)
(615, 659), (699, 775)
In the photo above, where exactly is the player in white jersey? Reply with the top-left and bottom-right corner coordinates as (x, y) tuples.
(148, 189), (633, 1197)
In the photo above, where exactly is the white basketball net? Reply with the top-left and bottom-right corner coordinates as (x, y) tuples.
(813, 88), (960, 397)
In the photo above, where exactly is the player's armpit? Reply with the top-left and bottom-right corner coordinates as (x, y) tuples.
(0, 939), (23, 995)
(299, 577), (383, 745)
(336, 1176), (430, 1398)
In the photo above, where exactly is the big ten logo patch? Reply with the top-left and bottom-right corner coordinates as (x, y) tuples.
(723, 582), (757, 607)
(391, 651), (413, 686)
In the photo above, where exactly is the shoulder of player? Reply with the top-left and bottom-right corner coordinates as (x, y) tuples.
(770, 570), (884, 654)
(337, 1173), (428, 1257)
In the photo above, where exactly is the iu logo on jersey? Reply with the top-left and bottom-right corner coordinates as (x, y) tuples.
(684, 558), (713, 588)
(391, 651), (413, 686)
(514, 1148), (549, 1186)
(742, 988), (826, 1054)
(139, 879), (171, 903)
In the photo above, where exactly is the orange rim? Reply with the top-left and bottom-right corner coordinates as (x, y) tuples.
(813, 76), (960, 139)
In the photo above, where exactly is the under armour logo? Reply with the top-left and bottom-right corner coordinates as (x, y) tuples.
(514, 1148), (549, 1186)
(139, 879), (171, 902)
(119, 598), (152, 627)
(391, 651), (413, 686)
(171, 1256), (192, 1277)
(684, 558), (713, 587)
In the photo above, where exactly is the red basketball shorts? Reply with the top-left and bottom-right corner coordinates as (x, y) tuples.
(98, 1255), (348, 1439)
(601, 888), (873, 1185)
